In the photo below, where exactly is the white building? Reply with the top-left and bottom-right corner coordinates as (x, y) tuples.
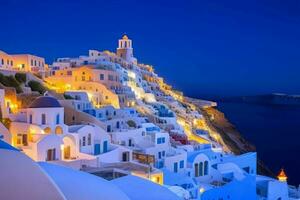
(0, 50), (46, 73)
(9, 96), (130, 169)
(111, 122), (187, 174)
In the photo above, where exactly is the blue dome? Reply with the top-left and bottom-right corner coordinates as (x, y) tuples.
(29, 96), (62, 108)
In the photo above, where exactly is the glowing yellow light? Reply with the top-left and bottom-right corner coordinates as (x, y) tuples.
(277, 169), (288, 182)
(60, 144), (64, 156)
(151, 176), (157, 182)
(5, 98), (19, 113)
(29, 128), (36, 134)
(65, 84), (71, 89)
(199, 187), (205, 193)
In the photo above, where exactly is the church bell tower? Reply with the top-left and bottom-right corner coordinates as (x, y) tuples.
(116, 34), (136, 64)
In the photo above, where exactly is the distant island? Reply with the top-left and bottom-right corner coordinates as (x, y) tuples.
(221, 93), (300, 106)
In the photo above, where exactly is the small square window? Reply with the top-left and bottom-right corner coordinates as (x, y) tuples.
(180, 160), (184, 168)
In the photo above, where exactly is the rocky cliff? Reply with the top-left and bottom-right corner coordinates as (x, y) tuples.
(188, 97), (275, 177)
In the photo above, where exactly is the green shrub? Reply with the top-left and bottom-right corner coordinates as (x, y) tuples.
(28, 80), (46, 94)
(15, 73), (27, 83)
(126, 120), (136, 128)
(0, 73), (23, 93)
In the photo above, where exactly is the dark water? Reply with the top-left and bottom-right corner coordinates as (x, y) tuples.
(217, 102), (300, 186)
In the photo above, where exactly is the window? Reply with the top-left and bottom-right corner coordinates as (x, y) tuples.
(195, 163), (199, 177)
(128, 139), (133, 146)
(180, 160), (184, 168)
(199, 162), (203, 176)
(107, 125), (111, 132)
(82, 76), (85, 81)
(103, 141), (108, 153)
(108, 74), (114, 81)
(100, 74), (104, 80)
(56, 114), (60, 124)
(55, 126), (63, 134)
(41, 114), (46, 125)
(157, 137), (165, 144)
(88, 134), (91, 145)
(158, 152), (162, 159)
(1, 59), (4, 65)
(29, 114), (33, 124)
(82, 136), (86, 146)
(204, 161), (209, 175)
(162, 151), (165, 157)
(31, 59), (33, 66)
(157, 138), (162, 144)
(174, 162), (178, 173)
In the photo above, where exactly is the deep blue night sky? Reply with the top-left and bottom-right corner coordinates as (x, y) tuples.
(1, 0), (300, 98)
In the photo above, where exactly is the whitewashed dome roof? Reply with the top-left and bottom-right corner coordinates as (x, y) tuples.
(0, 140), (65, 200)
(39, 162), (130, 200)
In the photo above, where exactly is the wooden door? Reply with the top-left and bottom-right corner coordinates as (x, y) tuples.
(64, 146), (71, 159)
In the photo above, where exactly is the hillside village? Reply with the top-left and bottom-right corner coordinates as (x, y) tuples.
(0, 35), (299, 200)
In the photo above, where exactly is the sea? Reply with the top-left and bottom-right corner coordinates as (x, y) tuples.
(217, 101), (300, 186)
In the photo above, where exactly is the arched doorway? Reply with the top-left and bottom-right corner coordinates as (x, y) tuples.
(62, 136), (76, 160)
(44, 127), (51, 134)
(55, 126), (63, 135)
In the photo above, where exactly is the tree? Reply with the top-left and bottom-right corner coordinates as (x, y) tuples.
(0, 73), (23, 93)
(15, 73), (27, 83)
(28, 80), (46, 94)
